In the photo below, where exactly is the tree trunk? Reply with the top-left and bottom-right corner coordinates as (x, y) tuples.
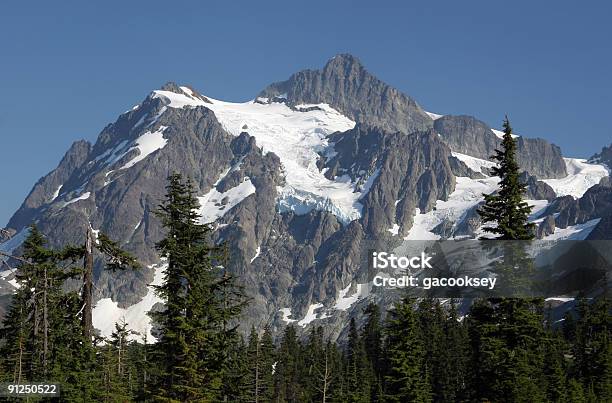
(82, 226), (94, 341)
(43, 265), (49, 376)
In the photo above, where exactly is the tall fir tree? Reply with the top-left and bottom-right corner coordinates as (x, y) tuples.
(478, 116), (535, 240)
(150, 173), (244, 401)
(345, 318), (371, 402)
(384, 297), (431, 402)
(361, 303), (384, 402)
(274, 324), (304, 402)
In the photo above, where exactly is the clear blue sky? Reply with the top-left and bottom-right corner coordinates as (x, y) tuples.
(1, 1), (611, 226)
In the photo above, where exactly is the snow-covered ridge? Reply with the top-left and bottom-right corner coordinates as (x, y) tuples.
(152, 86), (374, 224)
(542, 158), (609, 199)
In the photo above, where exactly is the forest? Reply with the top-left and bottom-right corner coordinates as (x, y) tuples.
(0, 121), (609, 402)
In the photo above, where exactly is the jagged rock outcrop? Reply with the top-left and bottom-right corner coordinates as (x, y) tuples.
(542, 184), (612, 238)
(521, 172), (557, 201)
(8, 139), (91, 230)
(434, 115), (567, 179)
(258, 54), (433, 135)
(537, 215), (556, 238)
(590, 143), (612, 169)
(322, 125), (456, 237)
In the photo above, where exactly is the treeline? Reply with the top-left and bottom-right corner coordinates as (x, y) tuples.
(0, 173), (609, 402)
(229, 296), (610, 402)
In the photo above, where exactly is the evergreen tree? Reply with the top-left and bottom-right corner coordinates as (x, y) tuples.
(384, 297), (431, 402)
(345, 318), (371, 402)
(467, 298), (547, 402)
(150, 173), (244, 401)
(439, 300), (469, 402)
(417, 299), (445, 401)
(477, 116), (535, 240)
(361, 303), (384, 402)
(99, 320), (138, 402)
(274, 324), (303, 402)
(572, 296), (611, 401)
(0, 225), (101, 401)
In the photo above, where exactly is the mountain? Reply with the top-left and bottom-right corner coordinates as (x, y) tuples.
(1, 54), (610, 340)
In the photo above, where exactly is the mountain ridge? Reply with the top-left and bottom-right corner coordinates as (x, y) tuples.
(1, 54), (609, 340)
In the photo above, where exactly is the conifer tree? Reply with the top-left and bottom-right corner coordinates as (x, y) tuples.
(384, 297), (431, 402)
(439, 300), (469, 402)
(274, 324), (303, 402)
(345, 318), (371, 402)
(572, 296), (611, 400)
(0, 225), (100, 401)
(362, 303), (384, 402)
(151, 173), (244, 401)
(245, 326), (263, 402)
(100, 320), (138, 402)
(478, 116), (534, 240)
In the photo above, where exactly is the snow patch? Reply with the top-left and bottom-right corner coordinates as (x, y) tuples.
(491, 128), (519, 139)
(50, 185), (63, 202)
(197, 177), (256, 224)
(387, 224), (400, 236)
(425, 111), (443, 120)
(334, 283), (371, 311)
(279, 308), (297, 324)
(119, 127), (168, 170)
(405, 176), (499, 240)
(543, 218), (600, 241)
(542, 158), (609, 199)
(62, 192), (91, 208)
(451, 152), (496, 174)
(250, 246), (261, 263)
(92, 262), (166, 342)
(298, 303), (325, 327)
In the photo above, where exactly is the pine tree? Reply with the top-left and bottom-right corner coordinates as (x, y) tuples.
(467, 298), (548, 402)
(384, 297), (431, 402)
(477, 116), (535, 240)
(345, 318), (371, 402)
(151, 173), (244, 401)
(361, 303), (384, 401)
(244, 326), (263, 402)
(99, 320), (137, 402)
(274, 324), (303, 402)
(0, 225), (100, 401)
(439, 300), (469, 402)
(572, 296), (611, 401)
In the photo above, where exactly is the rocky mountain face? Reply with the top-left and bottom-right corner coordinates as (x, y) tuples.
(257, 54), (433, 135)
(590, 143), (612, 169)
(1, 54), (608, 340)
(433, 115), (567, 179)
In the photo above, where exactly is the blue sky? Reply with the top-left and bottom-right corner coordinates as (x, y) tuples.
(1, 0), (611, 226)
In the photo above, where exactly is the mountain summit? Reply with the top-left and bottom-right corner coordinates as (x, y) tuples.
(1, 55), (609, 340)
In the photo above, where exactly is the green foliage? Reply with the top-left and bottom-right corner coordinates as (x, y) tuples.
(384, 297), (431, 402)
(478, 117), (535, 240)
(150, 173), (246, 401)
(0, 174), (609, 402)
